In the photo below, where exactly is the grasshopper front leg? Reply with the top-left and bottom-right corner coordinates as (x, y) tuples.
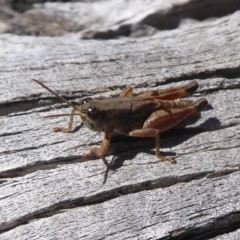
(82, 130), (113, 168)
(129, 98), (208, 163)
(53, 108), (77, 133)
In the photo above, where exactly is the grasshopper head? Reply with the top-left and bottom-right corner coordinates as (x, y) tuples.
(78, 97), (106, 132)
(32, 79), (105, 132)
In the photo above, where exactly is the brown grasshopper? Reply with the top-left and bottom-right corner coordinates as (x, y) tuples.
(33, 79), (208, 168)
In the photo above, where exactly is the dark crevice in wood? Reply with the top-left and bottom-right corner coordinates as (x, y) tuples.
(0, 155), (82, 178)
(0, 157), (87, 179)
(0, 139), (67, 157)
(111, 67), (240, 93)
(164, 68), (240, 84)
(206, 169), (240, 179)
(204, 145), (240, 154)
(1, 79), (113, 116)
(0, 169), (239, 234)
(0, 146), (38, 156)
(0, 99), (59, 116)
(0, 131), (25, 137)
(167, 211), (240, 240)
(0, 96), (85, 116)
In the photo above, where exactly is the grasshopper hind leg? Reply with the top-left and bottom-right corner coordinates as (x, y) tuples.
(155, 134), (176, 164)
(136, 80), (199, 100)
(129, 128), (176, 164)
(129, 98), (208, 164)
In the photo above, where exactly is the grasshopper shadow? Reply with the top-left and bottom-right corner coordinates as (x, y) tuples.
(102, 111), (220, 184)
(106, 116), (220, 169)
(106, 134), (179, 170)
(103, 137), (177, 184)
(71, 123), (84, 133)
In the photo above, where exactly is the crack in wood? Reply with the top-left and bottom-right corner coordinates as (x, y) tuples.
(1, 169), (239, 234)
(168, 211), (240, 240)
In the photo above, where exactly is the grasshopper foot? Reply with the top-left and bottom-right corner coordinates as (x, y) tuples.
(83, 147), (110, 169)
(156, 152), (177, 164)
(53, 127), (72, 133)
(82, 147), (99, 159)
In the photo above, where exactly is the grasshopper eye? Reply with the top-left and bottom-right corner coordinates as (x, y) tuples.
(82, 97), (92, 105)
(87, 107), (100, 120)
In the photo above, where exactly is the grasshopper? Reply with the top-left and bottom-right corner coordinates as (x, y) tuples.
(33, 79), (208, 168)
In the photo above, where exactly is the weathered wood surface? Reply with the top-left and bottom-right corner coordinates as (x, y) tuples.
(1, 0), (240, 239)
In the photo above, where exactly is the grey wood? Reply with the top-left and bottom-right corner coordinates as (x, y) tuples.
(1, 172), (240, 240)
(0, 1), (240, 239)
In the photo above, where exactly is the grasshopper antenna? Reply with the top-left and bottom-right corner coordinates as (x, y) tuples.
(32, 79), (79, 110)
(44, 113), (80, 118)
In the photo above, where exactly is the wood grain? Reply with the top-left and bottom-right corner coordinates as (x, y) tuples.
(0, 0), (240, 239)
